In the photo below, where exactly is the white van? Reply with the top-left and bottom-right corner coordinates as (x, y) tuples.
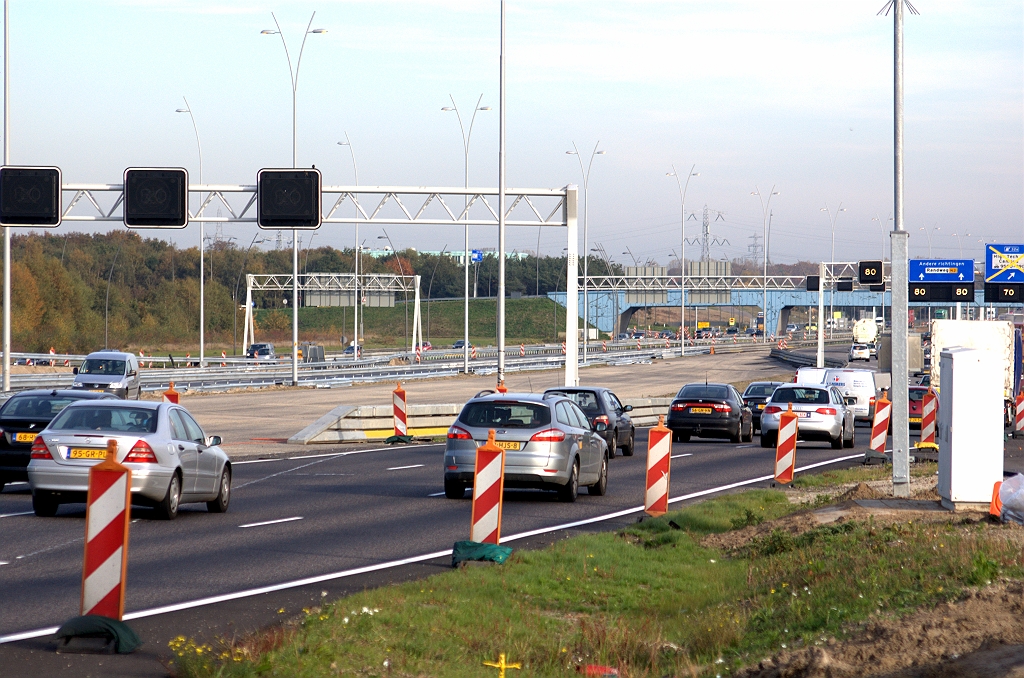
(795, 367), (827, 384)
(822, 368), (878, 423)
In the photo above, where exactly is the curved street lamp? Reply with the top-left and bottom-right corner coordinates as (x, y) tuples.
(337, 134), (360, 361)
(667, 164), (698, 355)
(752, 186), (780, 342)
(820, 202), (845, 339)
(175, 98), (206, 367)
(566, 142), (605, 363)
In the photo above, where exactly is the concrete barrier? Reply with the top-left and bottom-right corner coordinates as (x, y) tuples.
(289, 397), (675, 444)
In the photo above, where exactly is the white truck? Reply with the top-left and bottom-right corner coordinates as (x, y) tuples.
(852, 318), (878, 345)
(930, 320), (1015, 402)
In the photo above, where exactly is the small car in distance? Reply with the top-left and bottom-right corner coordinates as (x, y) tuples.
(28, 400), (231, 519)
(71, 351), (142, 399)
(666, 383), (753, 443)
(543, 386), (635, 457)
(444, 392), (609, 502)
(341, 345), (363, 357)
(742, 381), (785, 432)
(0, 389), (118, 492)
(246, 343), (277, 362)
(849, 344), (871, 362)
(785, 323), (799, 333)
(759, 384), (855, 450)
(908, 385), (930, 429)
(452, 340), (473, 350)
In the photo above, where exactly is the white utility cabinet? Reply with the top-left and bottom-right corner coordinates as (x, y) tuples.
(937, 347), (1004, 510)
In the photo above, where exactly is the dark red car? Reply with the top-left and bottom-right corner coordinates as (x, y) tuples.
(908, 386), (929, 429)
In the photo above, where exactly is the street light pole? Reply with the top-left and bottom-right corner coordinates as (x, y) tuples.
(233, 234), (267, 355)
(2, 0), (10, 392)
(262, 12), (326, 386)
(337, 134), (359, 361)
(820, 202), (846, 338)
(667, 164), (698, 356)
(378, 232), (409, 352)
(442, 95), (490, 373)
(426, 245), (448, 342)
(752, 186), (779, 342)
(566, 142), (605, 364)
(175, 98), (205, 368)
(496, 0), (507, 387)
(918, 225), (939, 256)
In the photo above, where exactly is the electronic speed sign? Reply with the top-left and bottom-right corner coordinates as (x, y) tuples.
(123, 168), (188, 228)
(858, 260), (883, 285)
(909, 282), (974, 302)
(0, 166), (61, 227)
(257, 168), (322, 230)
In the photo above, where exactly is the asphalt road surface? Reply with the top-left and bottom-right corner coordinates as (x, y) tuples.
(0, 426), (872, 641)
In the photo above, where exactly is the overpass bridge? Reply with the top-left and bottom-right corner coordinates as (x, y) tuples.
(549, 262), (993, 336)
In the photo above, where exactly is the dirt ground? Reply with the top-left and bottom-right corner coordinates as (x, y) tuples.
(705, 477), (1024, 678)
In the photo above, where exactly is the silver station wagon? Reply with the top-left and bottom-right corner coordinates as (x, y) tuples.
(444, 391), (610, 503)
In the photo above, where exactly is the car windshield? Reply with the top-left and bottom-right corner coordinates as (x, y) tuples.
(743, 384), (778, 397)
(0, 395), (81, 419)
(771, 388), (829, 405)
(547, 390), (601, 412)
(49, 406), (158, 433)
(676, 385), (730, 400)
(460, 401), (551, 428)
(79, 359), (126, 376)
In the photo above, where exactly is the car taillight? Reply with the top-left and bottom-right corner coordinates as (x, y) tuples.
(670, 403), (686, 411)
(447, 426), (473, 440)
(815, 407), (837, 416)
(530, 428), (566, 442)
(124, 440), (157, 463)
(30, 436), (49, 459)
(593, 415), (610, 426)
(712, 403), (732, 413)
(763, 405), (782, 414)
(869, 397), (876, 406)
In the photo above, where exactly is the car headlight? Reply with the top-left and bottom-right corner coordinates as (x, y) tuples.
(110, 381), (126, 389)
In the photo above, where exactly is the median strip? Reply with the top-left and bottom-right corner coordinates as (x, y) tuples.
(238, 517), (303, 529)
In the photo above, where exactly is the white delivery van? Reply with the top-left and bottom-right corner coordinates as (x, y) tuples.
(795, 367), (827, 384)
(822, 368), (878, 423)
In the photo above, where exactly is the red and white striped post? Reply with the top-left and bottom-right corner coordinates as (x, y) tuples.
(520, 344), (525, 357)
(644, 416), (672, 517)
(470, 429), (506, 544)
(710, 337), (715, 355)
(49, 347), (56, 366)
(561, 341), (567, 355)
(774, 403), (798, 485)
(471, 346), (478, 360)
(415, 346), (421, 364)
(920, 388), (937, 445)
(220, 350), (227, 367)
(80, 440), (131, 620)
(162, 382), (179, 404)
(601, 340), (607, 352)
(636, 337), (641, 351)
(664, 337), (670, 349)
(393, 382), (408, 437)
(870, 390), (892, 455)
(1014, 393), (1024, 438)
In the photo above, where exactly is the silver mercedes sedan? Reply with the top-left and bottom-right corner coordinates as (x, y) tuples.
(759, 384), (856, 450)
(443, 391), (609, 503)
(27, 400), (231, 519)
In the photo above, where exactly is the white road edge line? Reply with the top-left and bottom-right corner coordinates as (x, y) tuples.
(232, 444), (434, 466)
(0, 511), (34, 518)
(670, 453), (693, 459)
(427, 491), (446, 497)
(238, 516), (304, 528)
(0, 452), (864, 645)
(387, 464), (425, 471)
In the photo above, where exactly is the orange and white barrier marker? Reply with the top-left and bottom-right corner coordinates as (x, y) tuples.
(1014, 394), (1024, 438)
(63, 359), (70, 367)
(470, 429), (506, 544)
(496, 380), (508, 394)
(991, 481), (1004, 519)
(81, 440), (131, 619)
(601, 340), (607, 352)
(710, 337), (715, 355)
(393, 382), (408, 437)
(471, 346), (478, 360)
(920, 388), (937, 444)
(644, 416), (672, 517)
(520, 344), (525, 357)
(49, 347), (56, 366)
(870, 390), (892, 455)
(415, 346), (421, 364)
(774, 403), (798, 484)
(221, 350), (227, 367)
(163, 382), (179, 404)
(636, 338), (641, 350)
(561, 341), (566, 355)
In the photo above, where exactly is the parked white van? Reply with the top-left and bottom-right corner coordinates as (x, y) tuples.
(822, 368), (878, 423)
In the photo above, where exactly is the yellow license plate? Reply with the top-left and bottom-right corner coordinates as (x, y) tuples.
(757, 404), (765, 410)
(89, 389), (107, 393)
(690, 407), (712, 414)
(909, 417), (921, 423)
(69, 448), (107, 459)
(493, 440), (521, 451)
(14, 432), (36, 442)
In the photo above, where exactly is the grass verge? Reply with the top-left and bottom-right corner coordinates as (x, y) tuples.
(172, 487), (1023, 677)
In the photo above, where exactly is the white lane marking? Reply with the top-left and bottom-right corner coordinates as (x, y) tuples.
(670, 453), (693, 459)
(427, 491), (446, 497)
(232, 444), (434, 466)
(238, 516), (303, 529)
(736, 444), (756, 448)
(0, 561), (8, 566)
(0, 451), (864, 645)
(6, 481), (26, 485)
(387, 464), (424, 471)
(0, 511), (34, 518)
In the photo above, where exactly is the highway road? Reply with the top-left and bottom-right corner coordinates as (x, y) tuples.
(0, 427), (870, 641)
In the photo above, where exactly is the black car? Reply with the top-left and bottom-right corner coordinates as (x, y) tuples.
(742, 381), (786, 431)
(0, 389), (118, 491)
(666, 382), (753, 443)
(543, 387), (635, 457)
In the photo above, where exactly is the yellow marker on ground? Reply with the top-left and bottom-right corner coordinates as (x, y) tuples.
(483, 653), (521, 678)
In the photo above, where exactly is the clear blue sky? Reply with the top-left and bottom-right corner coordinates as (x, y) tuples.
(8, 1), (1023, 265)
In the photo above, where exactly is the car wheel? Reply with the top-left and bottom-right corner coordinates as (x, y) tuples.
(621, 429), (635, 457)
(831, 426), (844, 450)
(32, 490), (59, 517)
(558, 458), (579, 503)
(444, 478), (466, 499)
(760, 431), (776, 448)
(588, 454), (608, 496)
(206, 467), (231, 513)
(155, 472), (181, 520)
(742, 420), (753, 443)
(608, 430), (618, 458)
(730, 425), (741, 444)
(844, 424), (856, 448)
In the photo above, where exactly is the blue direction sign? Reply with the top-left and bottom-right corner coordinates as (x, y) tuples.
(984, 244), (1024, 283)
(471, 249), (484, 263)
(909, 259), (974, 283)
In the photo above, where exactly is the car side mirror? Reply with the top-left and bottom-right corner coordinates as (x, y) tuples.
(594, 422), (608, 432)
(623, 405), (633, 412)
(72, 367), (79, 375)
(128, 370), (137, 377)
(845, 397), (857, 405)
(207, 435), (222, 446)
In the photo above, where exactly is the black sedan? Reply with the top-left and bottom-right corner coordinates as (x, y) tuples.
(0, 389), (118, 492)
(666, 382), (753, 443)
(742, 381), (786, 431)
(544, 386), (635, 456)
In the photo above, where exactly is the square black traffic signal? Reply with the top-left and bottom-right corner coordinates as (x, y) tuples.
(257, 168), (322, 229)
(858, 260), (883, 285)
(835, 278), (853, 292)
(805, 275), (820, 292)
(123, 168), (188, 228)
(0, 166), (61, 226)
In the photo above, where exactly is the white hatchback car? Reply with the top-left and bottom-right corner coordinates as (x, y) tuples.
(849, 344), (871, 361)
